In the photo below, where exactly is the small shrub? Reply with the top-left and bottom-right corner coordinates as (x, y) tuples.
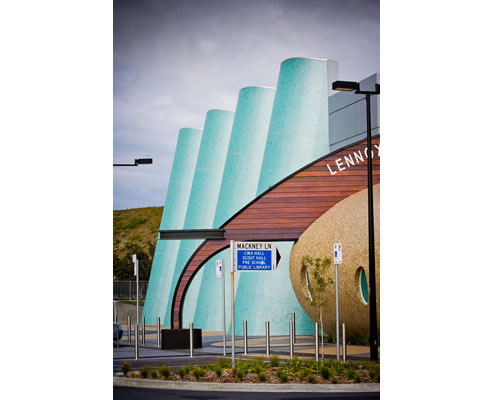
(354, 373), (361, 383)
(369, 369), (377, 380)
(346, 361), (359, 370)
(330, 376), (339, 384)
(307, 374), (316, 384)
(288, 356), (301, 372)
(346, 368), (356, 380)
(192, 368), (204, 380)
(236, 369), (245, 381)
(307, 359), (321, 373)
(139, 366), (151, 379)
(121, 362), (131, 376)
(177, 368), (186, 378)
(184, 365), (192, 374)
(150, 369), (158, 379)
(258, 371), (266, 382)
(320, 366), (330, 380)
(371, 363), (380, 375)
(158, 365), (171, 379)
(277, 371), (288, 383)
(333, 362), (344, 375)
(270, 355), (280, 368)
(253, 357), (265, 370)
(217, 358), (231, 369)
(299, 368), (310, 381)
(215, 366), (222, 377)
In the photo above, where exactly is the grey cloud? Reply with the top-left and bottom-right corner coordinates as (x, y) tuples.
(114, 0), (379, 209)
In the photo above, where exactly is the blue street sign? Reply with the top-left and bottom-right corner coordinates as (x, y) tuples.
(237, 249), (272, 271)
(233, 242), (281, 272)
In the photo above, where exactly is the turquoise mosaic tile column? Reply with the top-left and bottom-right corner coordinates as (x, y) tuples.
(257, 57), (334, 195)
(142, 128), (202, 325)
(164, 109), (235, 327)
(233, 57), (338, 335)
(191, 86), (276, 331)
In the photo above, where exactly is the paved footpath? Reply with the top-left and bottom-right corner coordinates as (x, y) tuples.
(114, 327), (378, 367)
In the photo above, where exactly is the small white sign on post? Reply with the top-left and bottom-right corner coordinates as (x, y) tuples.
(334, 242), (342, 264)
(333, 242), (342, 361)
(216, 259), (223, 277)
(132, 254), (137, 276)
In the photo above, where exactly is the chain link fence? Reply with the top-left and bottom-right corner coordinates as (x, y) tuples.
(113, 281), (149, 300)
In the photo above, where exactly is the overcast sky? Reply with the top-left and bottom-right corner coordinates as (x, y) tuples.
(113, 0), (379, 210)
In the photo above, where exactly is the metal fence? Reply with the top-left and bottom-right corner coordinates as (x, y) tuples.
(113, 281), (149, 300)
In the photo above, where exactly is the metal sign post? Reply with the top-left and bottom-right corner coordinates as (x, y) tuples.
(229, 241), (282, 367)
(334, 243), (342, 361)
(230, 241), (235, 368)
(216, 259), (226, 356)
(133, 255), (139, 326)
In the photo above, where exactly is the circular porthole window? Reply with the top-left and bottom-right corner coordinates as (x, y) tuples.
(357, 267), (369, 305)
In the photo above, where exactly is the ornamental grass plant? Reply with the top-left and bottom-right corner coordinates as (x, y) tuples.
(157, 365), (171, 379)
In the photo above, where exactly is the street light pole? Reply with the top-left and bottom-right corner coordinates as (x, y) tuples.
(113, 158), (153, 167)
(332, 80), (380, 361)
(362, 89), (378, 362)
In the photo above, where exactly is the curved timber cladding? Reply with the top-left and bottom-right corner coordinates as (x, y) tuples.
(171, 135), (380, 328)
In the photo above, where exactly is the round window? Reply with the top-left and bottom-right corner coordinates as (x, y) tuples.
(358, 267), (369, 304)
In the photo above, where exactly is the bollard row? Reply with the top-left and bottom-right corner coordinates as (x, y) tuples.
(243, 320), (248, 355)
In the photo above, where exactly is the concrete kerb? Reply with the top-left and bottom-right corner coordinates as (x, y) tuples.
(113, 377), (380, 393)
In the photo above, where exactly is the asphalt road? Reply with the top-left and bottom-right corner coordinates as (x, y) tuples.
(114, 387), (380, 400)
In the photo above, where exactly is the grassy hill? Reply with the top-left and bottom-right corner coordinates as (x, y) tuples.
(113, 206), (163, 280)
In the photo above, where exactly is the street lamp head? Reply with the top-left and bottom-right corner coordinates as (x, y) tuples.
(332, 80), (360, 92)
(135, 158), (153, 165)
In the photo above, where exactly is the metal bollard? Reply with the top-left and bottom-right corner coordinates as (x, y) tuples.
(142, 317), (146, 346)
(134, 324), (139, 360)
(315, 322), (319, 362)
(157, 317), (161, 349)
(189, 322), (194, 357)
(128, 316), (131, 344)
(266, 321), (270, 357)
(342, 323), (346, 363)
(292, 312), (296, 343)
(243, 320), (248, 355)
(289, 321), (294, 358)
